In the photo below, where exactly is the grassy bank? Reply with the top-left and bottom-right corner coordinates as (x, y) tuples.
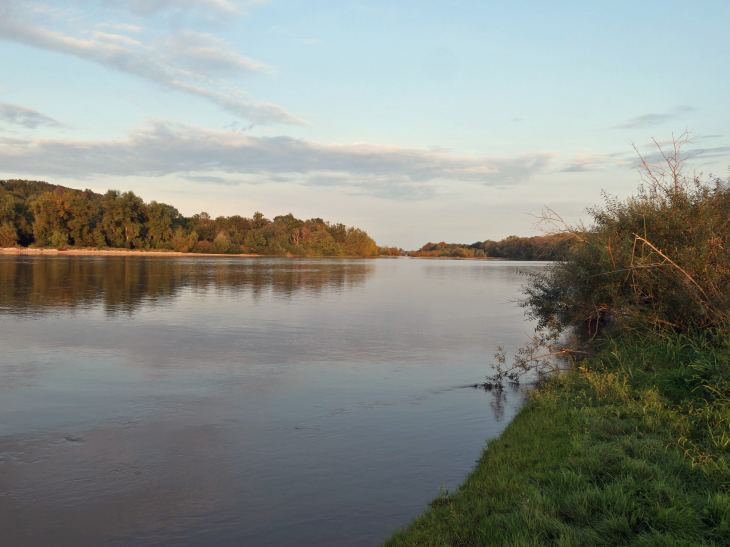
(385, 331), (730, 546)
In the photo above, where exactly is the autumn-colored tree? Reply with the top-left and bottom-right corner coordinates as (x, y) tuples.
(344, 227), (378, 257)
(309, 230), (341, 256)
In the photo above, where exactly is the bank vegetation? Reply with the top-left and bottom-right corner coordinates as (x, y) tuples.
(0, 180), (378, 257)
(386, 135), (730, 546)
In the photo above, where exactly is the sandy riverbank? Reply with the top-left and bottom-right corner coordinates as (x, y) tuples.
(0, 247), (261, 258)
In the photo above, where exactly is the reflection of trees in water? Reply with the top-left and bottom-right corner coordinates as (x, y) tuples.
(0, 257), (374, 316)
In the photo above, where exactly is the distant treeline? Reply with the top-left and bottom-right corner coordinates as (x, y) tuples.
(0, 179), (378, 256)
(410, 235), (569, 260)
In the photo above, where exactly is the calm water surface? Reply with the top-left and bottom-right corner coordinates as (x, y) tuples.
(0, 256), (546, 546)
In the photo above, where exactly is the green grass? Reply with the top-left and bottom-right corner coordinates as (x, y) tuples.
(384, 332), (730, 546)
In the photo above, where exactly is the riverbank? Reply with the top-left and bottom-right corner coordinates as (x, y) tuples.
(384, 331), (730, 545)
(0, 247), (509, 260)
(0, 247), (260, 257)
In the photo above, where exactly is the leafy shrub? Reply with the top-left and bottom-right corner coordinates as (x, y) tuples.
(171, 227), (198, 253)
(524, 135), (730, 334)
(50, 231), (69, 249)
(211, 233), (233, 254)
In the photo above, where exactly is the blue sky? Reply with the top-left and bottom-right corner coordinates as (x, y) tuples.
(1, 0), (728, 248)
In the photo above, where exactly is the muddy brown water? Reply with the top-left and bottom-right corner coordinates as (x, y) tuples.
(0, 256), (547, 546)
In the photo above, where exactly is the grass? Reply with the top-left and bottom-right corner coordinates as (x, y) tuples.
(383, 332), (730, 546)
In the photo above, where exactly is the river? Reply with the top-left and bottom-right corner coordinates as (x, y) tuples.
(0, 256), (546, 546)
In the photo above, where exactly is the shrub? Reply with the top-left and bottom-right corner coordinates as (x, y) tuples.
(171, 227), (198, 253)
(50, 231), (69, 249)
(211, 233), (233, 254)
(524, 135), (730, 334)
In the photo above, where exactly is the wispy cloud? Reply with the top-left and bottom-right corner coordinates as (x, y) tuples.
(0, 5), (306, 125)
(0, 120), (556, 199)
(562, 142), (730, 173)
(105, 0), (240, 17)
(614, 106), (695, 129)
(561, 151), (634, 172)
(0, 103), (61, 129)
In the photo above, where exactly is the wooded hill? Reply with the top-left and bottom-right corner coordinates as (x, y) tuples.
(410, 234), (569, 260)
(0, 179), (378, 256)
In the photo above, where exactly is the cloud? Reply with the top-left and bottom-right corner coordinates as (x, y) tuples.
(105, 0), (240, 16)
(158, 31), (270, 77)
(0, 120), (556, 199)
(561, 151), (634, 172)
(614, 106), (695, 129)
(0, 8), (306, 126)
(562, 144), (730, 173)
(0, 103), (61, 129)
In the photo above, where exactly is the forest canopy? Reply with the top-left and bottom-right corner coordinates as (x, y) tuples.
(410, 234), (569, 260)
(0, 179), (379, 257)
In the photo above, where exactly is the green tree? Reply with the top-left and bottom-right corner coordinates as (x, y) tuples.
(29, 191), (68, 246)
(309, 230), (340, 256)
(100, 190), (148, 248)
(211, 233), (234, 254)
(146, 201), (177, 248)
(171, 227), (198, 252)
(244, 230), (266, 253)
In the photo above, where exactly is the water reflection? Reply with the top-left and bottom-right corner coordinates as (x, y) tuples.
(0, 257), (546, 547)
(0, 256), (373, 316)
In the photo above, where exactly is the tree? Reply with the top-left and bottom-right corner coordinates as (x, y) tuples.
(252, 211), (269, 229)
(100, 190), (148, 248)
(171, 227), (198, 252)
(28, 191), (68, 246)
(244, 230), (266, 253)
(345, 227), (378, 257)
(146, 201), (176, 248)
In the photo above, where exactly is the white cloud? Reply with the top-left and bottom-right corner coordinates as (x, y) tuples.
(91, 30), (141, 46)
(0, 103), (61, 129)
(158, 31), (270, 77)
(0, 6), (305, 125)
(0, 120), (556, 199)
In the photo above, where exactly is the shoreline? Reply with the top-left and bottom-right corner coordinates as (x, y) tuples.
(0, 248), (513, 260)
(0, 247), (261, 258)
(383, 333), (724, 545)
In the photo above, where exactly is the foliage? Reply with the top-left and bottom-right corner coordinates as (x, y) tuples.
(524, 135), (730, 334)
(49, 231), (69, 249)
(410, 235), (569, 259)
(0, 179), (378, 256)
(0, 222), (18, 247)
(387, 135), (730, 546)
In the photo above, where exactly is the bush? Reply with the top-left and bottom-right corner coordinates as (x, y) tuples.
(171, 227), (198, 253)
(524, 135), (730, 334)
(211, 233), (233, 254)
(50, 231), (69, 249)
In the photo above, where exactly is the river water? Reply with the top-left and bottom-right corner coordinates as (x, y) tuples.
(0, 256), (546, 546)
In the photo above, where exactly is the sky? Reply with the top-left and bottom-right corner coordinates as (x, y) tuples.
(0, 0), (729, 249)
